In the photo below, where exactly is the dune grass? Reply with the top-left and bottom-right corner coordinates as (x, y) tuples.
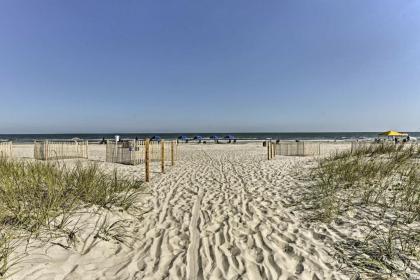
(0, 157), (144, 278)
(306, 142), (420, 278)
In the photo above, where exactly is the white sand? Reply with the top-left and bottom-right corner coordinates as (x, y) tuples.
(7, 143), (350, 279)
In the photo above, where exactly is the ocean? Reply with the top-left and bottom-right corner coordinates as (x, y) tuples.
(1, 132), (419, 143)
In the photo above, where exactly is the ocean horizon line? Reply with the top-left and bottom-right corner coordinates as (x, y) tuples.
(1, 130), (419, 135)
(2, 131), (419, 143)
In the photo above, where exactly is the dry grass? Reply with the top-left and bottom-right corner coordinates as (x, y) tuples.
(0, 157), (144, 278)
(305, 142), (420, 278)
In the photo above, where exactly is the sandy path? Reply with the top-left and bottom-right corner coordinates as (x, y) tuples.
(129, 144), (346, 280)
(9, 143), (347, 280)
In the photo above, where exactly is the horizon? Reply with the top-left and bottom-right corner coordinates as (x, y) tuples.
(1, 130), (419, 135)
(1, 0), (420, 133)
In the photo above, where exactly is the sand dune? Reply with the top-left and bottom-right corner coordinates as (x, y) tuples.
(8, 143), (348, 280)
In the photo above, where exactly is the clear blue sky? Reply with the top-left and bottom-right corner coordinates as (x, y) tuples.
(1, 0), (420, 133)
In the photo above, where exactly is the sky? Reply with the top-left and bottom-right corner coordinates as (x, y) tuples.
(1, 0), (420, 133)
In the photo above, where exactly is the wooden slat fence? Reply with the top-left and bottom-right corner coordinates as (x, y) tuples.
(106, 140), (146, 165)
(350, 141), (373, 153)
(350, 141), (419, 154)
(0, 141), (13, 158)
(275, 141), (321, 156)
(34, 140), (89, 160)
(149, 140), (162, 162)
(106, 139), (178, 166)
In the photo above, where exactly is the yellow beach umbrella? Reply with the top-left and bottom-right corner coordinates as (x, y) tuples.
(379, 130), (408, 137)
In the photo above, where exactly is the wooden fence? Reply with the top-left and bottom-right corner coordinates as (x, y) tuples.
(268, 140), (420, 159)
(34, 140), (89, 160)
(350, 141), (372, 153)
(268, 141), (321, 158)
(106, 140), (178, 165)
(277, 141), (320, 156)
(319, 142), (352, 156)
(0, 141), (13, 158)
(350, 141), (419, 154)
(106, 139), (178, 182)
(106, 139), (146, 165)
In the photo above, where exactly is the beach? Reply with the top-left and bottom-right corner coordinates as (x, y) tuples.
(1, 142), (346, 280)
(3, 0), (420, 278)
(3, 142), (419, 279)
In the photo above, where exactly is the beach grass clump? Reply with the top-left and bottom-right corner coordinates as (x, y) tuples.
(0, 230), (22, 279)
(0, 157), (144, 278)
(0, 231), (12, 278)
(0, 157), (143, 234)
(306, 143), (420, 278)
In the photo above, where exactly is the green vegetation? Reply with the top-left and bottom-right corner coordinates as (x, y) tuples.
(306, 143), (420, 278)
(0, 157), (144, 278)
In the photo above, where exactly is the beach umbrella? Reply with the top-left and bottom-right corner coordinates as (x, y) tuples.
(178, 135), (188, 140)
(150, 135), (161, 141)
(193, 135), (203, 140)
(379, 131), (408, 137)
(224, 135), (236, 140)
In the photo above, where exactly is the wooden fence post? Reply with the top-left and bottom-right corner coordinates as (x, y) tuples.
(267, 141), (270, 160)
(271, 141), (274, 159)
(145, 139), (150, 182)
(45, 140), (49, 161)
(161, 140), (165, 173)
(272, 141), (274, 158)
(271, 141), (273, 159)
(171, 140), (175, 166)
(273, 142), (276, 157)
(274, 142), (276, 157)
(302, 141), (305, 156)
